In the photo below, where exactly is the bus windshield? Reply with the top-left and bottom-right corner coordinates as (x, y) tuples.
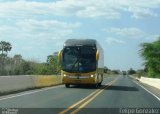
(62, 46), (96, 73)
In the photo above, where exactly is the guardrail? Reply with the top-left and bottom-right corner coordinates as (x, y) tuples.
(0, 75), (62, 94)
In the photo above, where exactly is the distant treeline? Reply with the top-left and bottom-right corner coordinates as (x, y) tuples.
(0, 41), (61, 76)
(0, 54), (61, 76)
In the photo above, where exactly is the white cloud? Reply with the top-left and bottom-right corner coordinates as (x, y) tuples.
(128, 7), (157, 19)
(104, 27), (160, 41)
(118, 0), (160, 19)
(0, 1), (49, 19)
(105, 37), (126, 44)
(0, 0), (159, 20)
(76, 6), (121, 19)
(104, 27), (146, 39)
(0, 18), (81, 61)
(50, 0), (160, 19)
(0, 19), (81, 45)
(16, 19), (80, 39)
(145, 34), (160, 42)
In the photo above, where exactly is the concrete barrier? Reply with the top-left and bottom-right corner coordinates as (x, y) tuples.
(0, 75), (62, 94)
(139, 77), (160, 89)
(0, 76), (34, 93)
(129, 75), (160, 89)
(33, 75), (62, 87)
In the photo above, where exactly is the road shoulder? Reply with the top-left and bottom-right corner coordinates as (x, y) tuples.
(138, 81), (160, 99)
(131, 77), (160, 101)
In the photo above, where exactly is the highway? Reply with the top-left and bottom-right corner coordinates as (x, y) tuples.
(0, 75), (160, 114)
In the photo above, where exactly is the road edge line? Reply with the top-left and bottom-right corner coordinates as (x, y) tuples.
(0, 85), (63, 101)
(132, 80), (160, 101)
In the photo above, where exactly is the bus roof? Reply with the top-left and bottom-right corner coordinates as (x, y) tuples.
(64, 39), (97, 47)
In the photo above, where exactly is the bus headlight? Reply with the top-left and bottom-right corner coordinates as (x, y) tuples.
(90, 75), (94, 78)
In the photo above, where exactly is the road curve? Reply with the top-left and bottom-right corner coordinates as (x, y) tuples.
(0, 75), (159, 114)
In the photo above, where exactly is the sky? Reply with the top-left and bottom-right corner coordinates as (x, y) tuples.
(0, 0), (160, 70)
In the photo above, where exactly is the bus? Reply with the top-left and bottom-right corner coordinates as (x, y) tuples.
(58, 39), (104, 88)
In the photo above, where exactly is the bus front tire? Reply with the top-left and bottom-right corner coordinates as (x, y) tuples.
(94, 83), (98, 88)
(65, 84), (70, 88)
(98, 82), (102, 87)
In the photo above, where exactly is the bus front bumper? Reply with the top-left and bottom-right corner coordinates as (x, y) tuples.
(62, 76), (96, 85)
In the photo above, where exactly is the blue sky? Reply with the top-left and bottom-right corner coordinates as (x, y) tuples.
(0, 0), (160, 70)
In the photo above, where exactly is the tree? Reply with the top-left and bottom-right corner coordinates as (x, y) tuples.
(104, 66), (108, 73)
(140, 37), (160, 78)
(46, 52), (61, 75)
(0, 41), (12, 75)
(0, 41), (5, 55)
(136, 69), (146, 78)
(11, 54), (23, 75)
(0, 46), (62, 75)
(0, 41), (12, 56)
(4, 42), (12, 56)
(112, 70), (120, 74)
(13, 54), (23, 64)
(128, 68), (136, 75)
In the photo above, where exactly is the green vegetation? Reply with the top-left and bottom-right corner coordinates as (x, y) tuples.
(140, 37), (160, 78)
(0, 41), (12, 56)
(0, 41), (61, 76)
(105, 68), (121, 75)
(127, 68), (136, 75)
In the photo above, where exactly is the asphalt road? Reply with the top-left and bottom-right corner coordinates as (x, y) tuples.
(0, 75), (159, 114)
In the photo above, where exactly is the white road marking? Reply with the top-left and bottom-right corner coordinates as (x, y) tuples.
(133, 80), (160, 101)
(0, 85), (63, 101)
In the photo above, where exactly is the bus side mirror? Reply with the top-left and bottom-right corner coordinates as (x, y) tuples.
(58, 50), (62, 63)
(96, 50), (99, 61)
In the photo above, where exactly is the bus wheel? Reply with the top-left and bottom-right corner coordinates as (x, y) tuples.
(65, 84), (70, 88)
(94, 84), (98, 88)
(98, 82), (102, 87)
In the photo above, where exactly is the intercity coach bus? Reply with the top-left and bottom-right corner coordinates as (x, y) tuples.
(58, 39), (104, 88)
